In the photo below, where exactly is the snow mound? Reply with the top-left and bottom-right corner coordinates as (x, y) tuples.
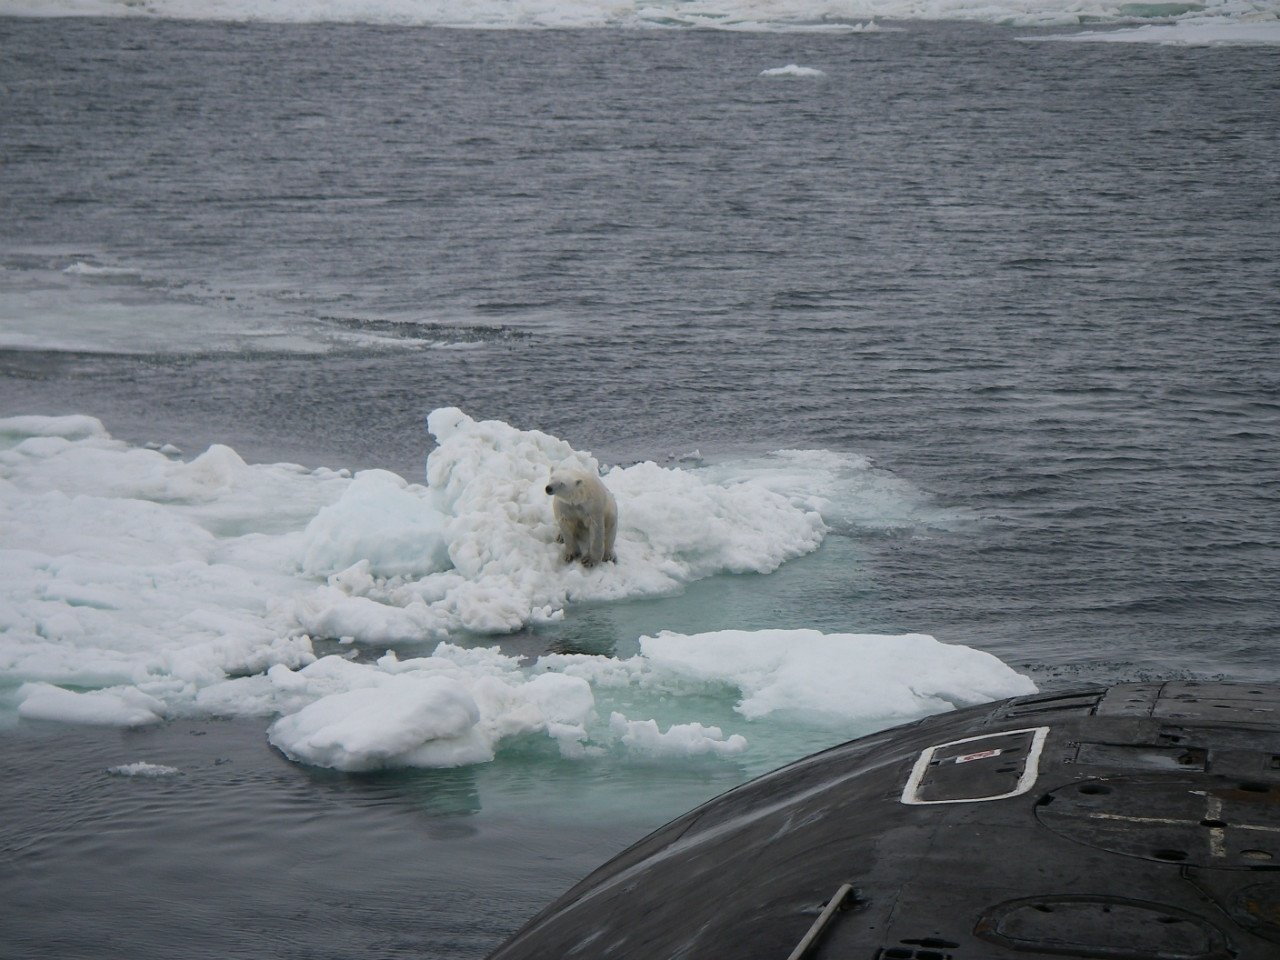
(0, 409), (823, 729)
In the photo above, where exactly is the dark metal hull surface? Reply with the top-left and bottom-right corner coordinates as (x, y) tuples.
(487, 681), (1280, 960)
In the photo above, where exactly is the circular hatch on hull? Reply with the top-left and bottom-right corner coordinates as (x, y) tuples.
(975, 896), (1233, 960)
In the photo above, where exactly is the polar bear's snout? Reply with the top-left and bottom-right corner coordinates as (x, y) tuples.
(545, 484), (555, 495)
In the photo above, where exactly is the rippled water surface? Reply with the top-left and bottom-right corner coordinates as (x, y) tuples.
(2, 17), (1278, 959)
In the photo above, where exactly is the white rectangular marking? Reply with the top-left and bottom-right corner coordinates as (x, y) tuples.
(900, 727), (1050, 806)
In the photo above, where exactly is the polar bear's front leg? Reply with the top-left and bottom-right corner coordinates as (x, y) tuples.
(561, 517), (586, 563)
(581, 520), (606, 567)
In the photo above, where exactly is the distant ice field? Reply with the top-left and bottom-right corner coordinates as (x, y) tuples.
(1028, 16), (1280, 41)
(2, 0), (1279, 37)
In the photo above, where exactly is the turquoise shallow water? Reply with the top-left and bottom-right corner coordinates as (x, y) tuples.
(1, 16), (1278, 959)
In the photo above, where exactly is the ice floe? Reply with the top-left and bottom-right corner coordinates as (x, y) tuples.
(0, 410), (1034, 770)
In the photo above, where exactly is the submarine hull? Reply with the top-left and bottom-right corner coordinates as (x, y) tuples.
(487, 681), (1280, 960)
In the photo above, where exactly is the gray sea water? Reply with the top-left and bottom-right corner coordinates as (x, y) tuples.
(1, 16), (1278, 959)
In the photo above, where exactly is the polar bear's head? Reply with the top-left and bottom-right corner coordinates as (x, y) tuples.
(545, 468), (591, 504)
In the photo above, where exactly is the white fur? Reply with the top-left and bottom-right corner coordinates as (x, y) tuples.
(545, 468), (617, 567)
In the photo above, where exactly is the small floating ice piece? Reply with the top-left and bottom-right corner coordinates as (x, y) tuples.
(107, 762), (182, 777)
(609, 712), (748, 758)
(760, 64), (826, 77)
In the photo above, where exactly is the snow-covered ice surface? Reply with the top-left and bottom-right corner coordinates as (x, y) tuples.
(0, 0), (1276, 30)
(0, 410), (1033, 771)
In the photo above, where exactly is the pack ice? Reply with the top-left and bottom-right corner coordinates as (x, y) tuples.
(0, 410), (1034, 769)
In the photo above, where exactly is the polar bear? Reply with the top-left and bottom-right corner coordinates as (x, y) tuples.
(545, 467), (617, 567)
